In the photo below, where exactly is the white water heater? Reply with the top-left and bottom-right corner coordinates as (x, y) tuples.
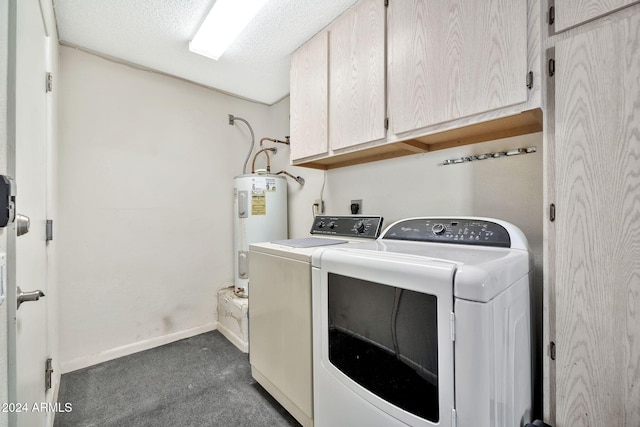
(233, 173), (287, 297)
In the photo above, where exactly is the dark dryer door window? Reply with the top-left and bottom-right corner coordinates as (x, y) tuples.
(327, 273), (440, 422)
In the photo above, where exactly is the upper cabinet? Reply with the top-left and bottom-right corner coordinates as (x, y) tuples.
(290, 31), (329, 161)
(290, 0), (541, 169)
(554, 0), (639, 32)
(330, 0), (386, 151)
(290, 0), (386, 163)
(389, 0), (528, 135)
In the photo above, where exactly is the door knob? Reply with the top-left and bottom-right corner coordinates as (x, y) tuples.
(16, 214), (29, 236)
(17, 286), (45, 309)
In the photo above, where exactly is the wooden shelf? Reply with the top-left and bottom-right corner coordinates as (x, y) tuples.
(293, 108), (543, 170)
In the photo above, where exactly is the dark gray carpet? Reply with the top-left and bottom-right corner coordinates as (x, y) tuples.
(54, 330), (301, 427)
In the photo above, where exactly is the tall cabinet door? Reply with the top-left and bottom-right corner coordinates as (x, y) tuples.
(290, 32), (329, 161)
(388, 0), (528, 135)
(329, 0), (386, 151)
(553, 13), (640, 426)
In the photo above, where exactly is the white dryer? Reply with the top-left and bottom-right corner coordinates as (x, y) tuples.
(312, 217), (534, 427)
(248, 215), (384, 427)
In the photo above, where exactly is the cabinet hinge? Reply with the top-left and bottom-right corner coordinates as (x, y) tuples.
(384, 0), (389, 7)
(45, 72), (53, 93)
(526, 71), (533, 89)
(45, 358), (53, 391)
(549, 342), (556, 360)
(548, 59), (555, 77)
(384, 117), (389, 130)
(549, 203), (556, 222)
(46, 219), (53, 241)
(450, 312), (455, 341)
(548, 6), (555, 25)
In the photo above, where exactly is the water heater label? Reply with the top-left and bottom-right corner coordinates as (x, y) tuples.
(251, 190), (266, 215)
(251, 177), (277, 192)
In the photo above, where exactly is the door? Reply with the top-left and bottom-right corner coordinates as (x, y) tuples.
(554, 0), (639, 32)
(552, 12), (640, 426)
(289, 31), (329, 161)
(312, 249), (456, 427)
(9, 0), (50, 425)
(329, 0), (386, 150)
(388, 0), (528, 135)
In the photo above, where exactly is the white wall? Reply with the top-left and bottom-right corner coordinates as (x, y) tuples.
(57, 47), (292, 371)
(275, 133), (542, 252)
(58, 46), (543, 398)
(278, 131), (544, 413)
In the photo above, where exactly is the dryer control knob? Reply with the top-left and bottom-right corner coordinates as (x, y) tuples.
(432, 223), (446, 235)
(355, 221), (365, 233)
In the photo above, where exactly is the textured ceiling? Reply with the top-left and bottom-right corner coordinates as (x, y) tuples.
(53, 0), (358, 105)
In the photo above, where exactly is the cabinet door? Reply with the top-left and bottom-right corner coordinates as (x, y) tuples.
(555, 0), (639, 32)
(389, 0), (527, 135)
(329, 0), (386, 150)
(290, 31), (329, 161)
(553, 13), (640, 426)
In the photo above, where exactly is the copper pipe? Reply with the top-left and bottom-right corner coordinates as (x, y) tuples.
(276, 170), (305, 185)
(259, 137), (290, 148)
(251, 148), (276, 173)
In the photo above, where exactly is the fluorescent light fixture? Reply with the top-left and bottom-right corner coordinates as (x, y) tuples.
(189, 0), (269, 60)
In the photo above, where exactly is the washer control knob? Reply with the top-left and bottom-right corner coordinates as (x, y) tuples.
(355, 221), (366, 233)
(328, 221), (336, 229)
(316, 221), (325, 229)
(432, 223), (446, 235)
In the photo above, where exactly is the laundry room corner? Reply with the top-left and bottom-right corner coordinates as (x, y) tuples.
(55, 46), (297, 372)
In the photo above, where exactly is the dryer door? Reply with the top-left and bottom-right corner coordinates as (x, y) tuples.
(312, 248), (456, 427)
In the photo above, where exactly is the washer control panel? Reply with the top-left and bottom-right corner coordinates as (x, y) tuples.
(382, 218), (511, 248)
(310, 215), (383, 239)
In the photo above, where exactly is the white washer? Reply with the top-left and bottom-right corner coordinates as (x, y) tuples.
(248, 216), (384, 427)
(312, 217), (533, 427)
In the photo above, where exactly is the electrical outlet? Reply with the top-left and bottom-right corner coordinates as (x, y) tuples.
(350, 199), (362, 214)
(313, 199), (325, 215)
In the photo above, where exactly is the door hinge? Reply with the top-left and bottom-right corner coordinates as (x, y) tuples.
(45, 72), (53, 93)
(549, 203), (556, 222)
(452, 408), (457, 427)
(384, 117), (389, 130)
(549, 341), (556, 360)
(450, 312), (456, 341)
(548, 6), (555, 26)
(45, 358), (53, 391)
(46, 219), (53, 241)
(526, 71), (534, 89)
(548, 59), (555, 77)
(384, 0), (389, 7)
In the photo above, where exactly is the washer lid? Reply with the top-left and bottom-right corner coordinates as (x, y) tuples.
(319, 240), (532, 302)
(452, 248), (531, 302)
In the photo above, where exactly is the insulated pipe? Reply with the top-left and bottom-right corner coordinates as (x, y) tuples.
(228, 114), (255, 175)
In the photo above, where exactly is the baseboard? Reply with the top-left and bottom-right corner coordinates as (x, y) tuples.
(217, 321), (249, 353)
(60, 323), (217, 373)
